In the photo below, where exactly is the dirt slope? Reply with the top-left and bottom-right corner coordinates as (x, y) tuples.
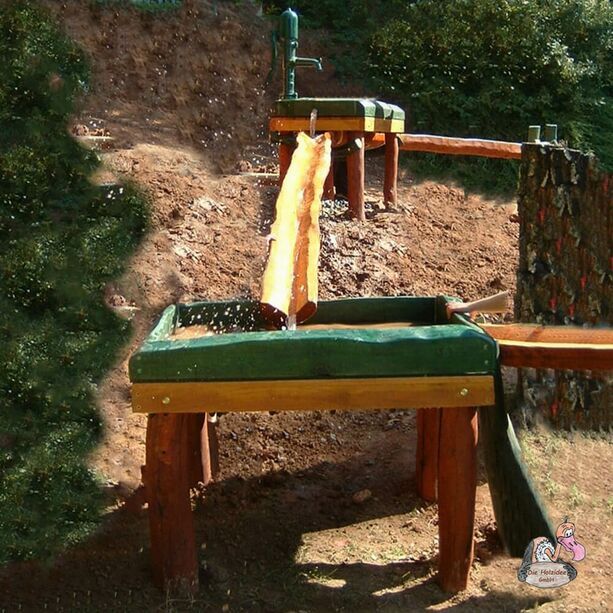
(1, 2), (609, 611)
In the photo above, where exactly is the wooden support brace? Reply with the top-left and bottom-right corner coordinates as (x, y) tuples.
(145, 414), (199, 595)
(186, 413), (205, 489)
(346, 131), (365, 221)
(323, 162), (335, 200)
(437, 406), (478, 592)
(203, 414), (220, 483)
(384, 133), (399, 208)
(415, 408), (441, 502)
(278, 142), (294, 187)
(397, 134), (522, 159)
(481, 324), (613, 371)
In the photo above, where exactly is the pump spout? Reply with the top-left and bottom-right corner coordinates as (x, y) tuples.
(294, 57), (323, 71)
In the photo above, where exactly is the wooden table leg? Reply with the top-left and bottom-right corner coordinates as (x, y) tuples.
(279, 141), (294, 187)
(437, 406), (478, 592)
(346, 132), (365, 221)
(206, 414), (221, 480)
(384, 133), (399, 208)
(187, 413), (205, 489)
(323, 161), (335, 200)
(145, 413), (199, 595)
(415, 408), (441, 502)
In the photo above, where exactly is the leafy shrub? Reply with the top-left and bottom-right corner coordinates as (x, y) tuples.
(263, 1), (409, 79)
(369, 0), (613, 172)
(266, 0), (613, 191)
(0, 1), (148, 563)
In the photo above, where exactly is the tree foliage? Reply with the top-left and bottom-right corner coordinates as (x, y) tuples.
(267, 0), (613, 191)
(370, 0), (613, 165)
(0, 1), (147, 563)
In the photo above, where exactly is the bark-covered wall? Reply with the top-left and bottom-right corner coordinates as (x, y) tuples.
(516, 144), (612, 430)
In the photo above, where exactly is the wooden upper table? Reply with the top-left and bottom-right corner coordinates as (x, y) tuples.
(130, 296), (496, 595)
(270, 98), (406, 220)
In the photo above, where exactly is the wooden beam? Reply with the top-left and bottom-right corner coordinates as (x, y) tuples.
(132, 375), (495, 414)
(323, 162), (335, 200)
(368, 133), (522, 160)
(270, 117), (405, 134)
(347, 131), (365, 221)
(278, 142), (294, 187)
(145, 414), (199, 595)
(437, 405), (478, 592)
(496, 341), (613, 371)
(480, 324), (613, 370)
(206, 415), (220, 481)
(263, 133), (332, 326)
(415, 408), (441, 502)
(398, 134), (521, 159)
(186, 413), (205, 489)
(384, 132), (399, 208)
(481, 323), (613, 344)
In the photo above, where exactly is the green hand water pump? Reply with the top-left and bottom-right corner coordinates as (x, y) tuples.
(271, 8), (323, 99)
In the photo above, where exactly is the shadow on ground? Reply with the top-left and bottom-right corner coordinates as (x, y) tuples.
(0, 422), (551, 612)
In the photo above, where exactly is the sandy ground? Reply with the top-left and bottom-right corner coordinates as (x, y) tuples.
(1, 1), (610, 611)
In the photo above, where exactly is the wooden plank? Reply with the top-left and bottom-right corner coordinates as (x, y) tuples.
(367, 133), (522, 159)
(186, 413), (205, 489)
(373, 118), (405, 133)
(415, 408), (441, 502)
(323, 162), (335, 200)
(398, 134), (522, 159)
(263, 133), (331, 325)
(145, 414), (198, 594)
(206, 415), (220, 481)
(497, 340), (613, 371)
(132, 375), (495, 414)
(270, 117), (377, 133)
(481, 323), (613, 344)
(437, 406), (478, 592)
(384, 132), (399, 208)
(278, 142), (294, 187)
(346, 131), (365, 221)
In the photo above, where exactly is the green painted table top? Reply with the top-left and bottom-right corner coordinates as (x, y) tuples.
(273, 98), (405, 121)
(129, 297), (498, 383)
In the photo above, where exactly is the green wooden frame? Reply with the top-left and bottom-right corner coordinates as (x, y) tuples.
(129, 296), (498, 384)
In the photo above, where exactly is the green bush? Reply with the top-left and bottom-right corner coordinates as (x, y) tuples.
(267, 0), (613, 192)
(263, 1), (409, 79)
(369, 0), (613, 175)
(0, 1), (147, 563)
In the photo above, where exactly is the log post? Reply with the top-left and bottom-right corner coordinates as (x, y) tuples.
(346, 132), (365, 221)
(384, 133), (399, 208)
(206, 414), (221, 480)
(278, 141), (294, 187)
(186, 413), (205, 489)
(323, 161), (335, 200)
(415, 408), (441, 502)
(145, 413), (199, 595)
(200, 415), (213, 485)
(437, 406), (478, 592)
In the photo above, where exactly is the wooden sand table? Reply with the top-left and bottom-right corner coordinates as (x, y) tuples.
(130, 133), (613, 597)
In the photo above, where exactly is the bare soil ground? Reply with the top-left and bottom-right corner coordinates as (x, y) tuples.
(0, 1), (610, 611)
